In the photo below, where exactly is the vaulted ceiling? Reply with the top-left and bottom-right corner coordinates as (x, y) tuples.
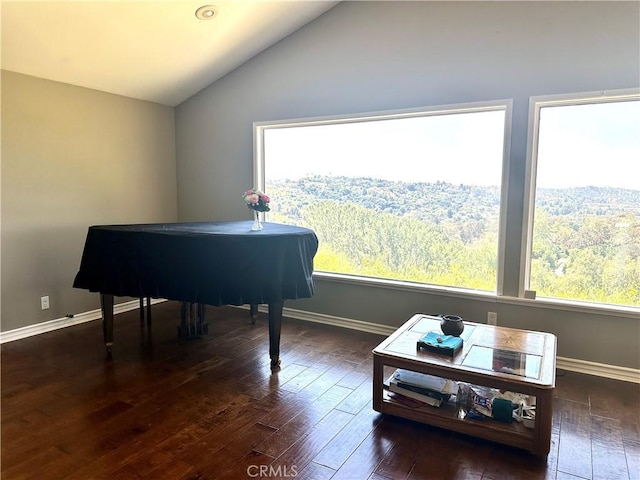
(1, 1), (338, 106)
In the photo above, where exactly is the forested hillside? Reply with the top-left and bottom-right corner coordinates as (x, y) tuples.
(268, 175), (640, 307)
(536, 186), (640, 218)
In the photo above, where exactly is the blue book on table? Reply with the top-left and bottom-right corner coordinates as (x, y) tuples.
(417, 331), (463, 357)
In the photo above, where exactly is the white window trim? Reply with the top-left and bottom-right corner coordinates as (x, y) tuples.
(521, 88), (640, 304)
(254, 99), (513, 296)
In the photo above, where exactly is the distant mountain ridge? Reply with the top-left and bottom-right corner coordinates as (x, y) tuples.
(270, 175), (640, 222)
(536, 185), (640, 217)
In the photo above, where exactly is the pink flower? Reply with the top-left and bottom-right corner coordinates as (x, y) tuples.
(243, 188), (271, 212)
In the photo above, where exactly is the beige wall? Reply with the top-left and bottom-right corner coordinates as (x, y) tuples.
(1, 71), (177, 330)
(175, 1), (640, 369)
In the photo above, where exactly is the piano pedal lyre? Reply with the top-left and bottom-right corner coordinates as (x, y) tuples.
(178, 302), (208, 338)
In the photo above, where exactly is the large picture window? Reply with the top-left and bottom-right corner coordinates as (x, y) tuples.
(256, 101), (510, 293)
(525, 91), (640, 308)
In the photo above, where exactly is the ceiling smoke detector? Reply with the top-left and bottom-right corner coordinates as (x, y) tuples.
(195, 5), (217, 20)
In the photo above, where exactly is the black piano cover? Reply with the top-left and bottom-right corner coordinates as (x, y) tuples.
(73, 221), (318, 306)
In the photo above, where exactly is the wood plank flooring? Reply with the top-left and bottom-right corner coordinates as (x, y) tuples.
(2, 301), (639, 479)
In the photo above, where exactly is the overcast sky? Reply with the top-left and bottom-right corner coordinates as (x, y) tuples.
(264, 100), (639, 191)
(536, 100), (639, 190)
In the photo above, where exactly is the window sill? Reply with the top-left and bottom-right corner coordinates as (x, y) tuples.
(313, 272), (639, 320)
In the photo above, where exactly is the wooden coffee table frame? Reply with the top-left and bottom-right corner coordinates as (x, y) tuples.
(373, 314), (557, 457)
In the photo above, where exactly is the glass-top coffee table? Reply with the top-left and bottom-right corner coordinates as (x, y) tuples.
(372, 314), (557, 456)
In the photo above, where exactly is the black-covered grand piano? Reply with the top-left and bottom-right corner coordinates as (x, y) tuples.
(73, 221), (318, 368)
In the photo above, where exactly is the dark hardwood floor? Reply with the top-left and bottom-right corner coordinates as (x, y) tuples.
(2, 301), (638, 479)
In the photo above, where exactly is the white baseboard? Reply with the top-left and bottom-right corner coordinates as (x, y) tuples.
(0, 298), (164, 344)
(3, 301), (638, 384)
(272, 306), (640, 384)
(553, 356), (640, 384)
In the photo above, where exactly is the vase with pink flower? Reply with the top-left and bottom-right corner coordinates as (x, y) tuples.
(243, 188), (271, 231)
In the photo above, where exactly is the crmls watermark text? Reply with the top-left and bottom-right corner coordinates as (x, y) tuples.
(247, 465), (298, 478)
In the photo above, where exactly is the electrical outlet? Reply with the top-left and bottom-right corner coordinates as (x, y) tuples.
(487, 311), (498, 325)
(41, 296), (50, 310)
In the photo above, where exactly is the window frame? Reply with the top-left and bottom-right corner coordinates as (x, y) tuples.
(521, 88), (640, 309)
(254, 99), (513, 296)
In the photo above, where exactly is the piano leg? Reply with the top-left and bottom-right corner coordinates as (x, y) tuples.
(268, 301), (283, 369)
(100, 293), (114, 356)
(146, 297), (152, 326)
(139, 297), (152, 327)
(249, 304), (258, 324)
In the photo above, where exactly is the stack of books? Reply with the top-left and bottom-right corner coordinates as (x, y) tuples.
(387, 369), (459, 407)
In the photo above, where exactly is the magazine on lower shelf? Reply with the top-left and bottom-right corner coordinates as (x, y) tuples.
(390, 369), (459, 395)
(386, 391), (440, 409)
(386, 369), (459, 407)
(388, 381), (444, 407)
